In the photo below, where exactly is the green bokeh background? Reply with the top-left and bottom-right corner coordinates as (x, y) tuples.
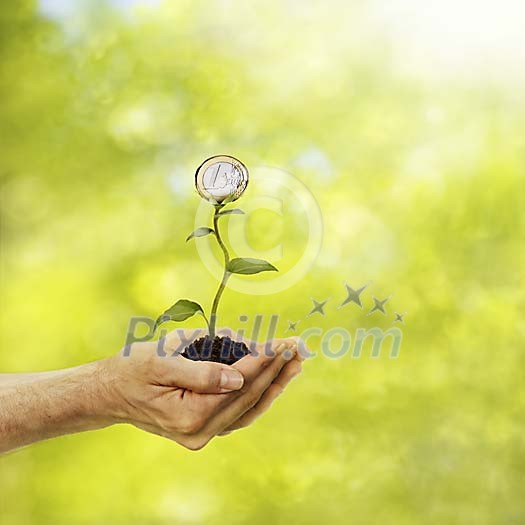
(1, 1), (524, 523)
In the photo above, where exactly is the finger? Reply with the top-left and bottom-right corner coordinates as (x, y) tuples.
(218, 384), (283, 435)
(156, 355), (244, 393)
(219, 359), (302, 434)
(256, 337), (304, 361)
(250, 335), (308, 362)
(279, 336), (308, 362)
(233, 338), (300, 372)
(183, 339), (297, 419)
(272, 358), (302, 389)
(204, 343), (296, 435)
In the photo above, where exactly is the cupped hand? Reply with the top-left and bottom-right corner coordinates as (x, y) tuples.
(103, 328), (304, 450)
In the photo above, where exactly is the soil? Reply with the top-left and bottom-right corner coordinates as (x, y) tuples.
(182, 335), (250, 365)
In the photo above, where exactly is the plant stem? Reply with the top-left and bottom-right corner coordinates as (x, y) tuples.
(208, 206), (230, 339)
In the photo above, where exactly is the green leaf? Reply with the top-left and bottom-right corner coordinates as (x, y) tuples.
(186, 227), (215, 242)
(154, 299), (204, 331)
(217, 208), (245, 216)
(227, 258), (278, 275)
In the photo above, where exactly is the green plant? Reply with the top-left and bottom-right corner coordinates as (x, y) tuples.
(153, 157), (277, 340)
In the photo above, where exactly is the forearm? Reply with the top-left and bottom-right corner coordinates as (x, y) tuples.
(0, 361), (116, 453)
(0, 371), (69, 385)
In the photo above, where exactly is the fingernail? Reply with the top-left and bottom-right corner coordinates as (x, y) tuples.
(282, 344), (297, 360)
(220, 369), (244, 391)
(282, 350), (293, 360)
(274, 343), (288, 355)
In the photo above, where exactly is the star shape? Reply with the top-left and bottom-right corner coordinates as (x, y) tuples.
(307, 298), (329, 317)
(394, 312), (406, 324)
(367, 296), (391, 316)
(285, 320), (300, 333)
(338, 283), (368, 309)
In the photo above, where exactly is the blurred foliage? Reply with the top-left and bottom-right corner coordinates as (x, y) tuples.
(1, 1), (524, 524)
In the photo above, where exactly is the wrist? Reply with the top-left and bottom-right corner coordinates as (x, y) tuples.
(56, 358), (122, 430)
(77, 358), (127, 426)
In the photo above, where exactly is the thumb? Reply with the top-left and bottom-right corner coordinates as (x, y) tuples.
(160, 356), (245, 393)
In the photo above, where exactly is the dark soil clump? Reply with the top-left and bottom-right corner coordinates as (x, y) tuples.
(182, 335), (250, 365)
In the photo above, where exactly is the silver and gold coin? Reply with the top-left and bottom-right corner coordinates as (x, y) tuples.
(195, 155), (249, 204)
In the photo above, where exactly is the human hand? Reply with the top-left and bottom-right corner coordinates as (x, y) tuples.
(103, 328), (304, 450)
